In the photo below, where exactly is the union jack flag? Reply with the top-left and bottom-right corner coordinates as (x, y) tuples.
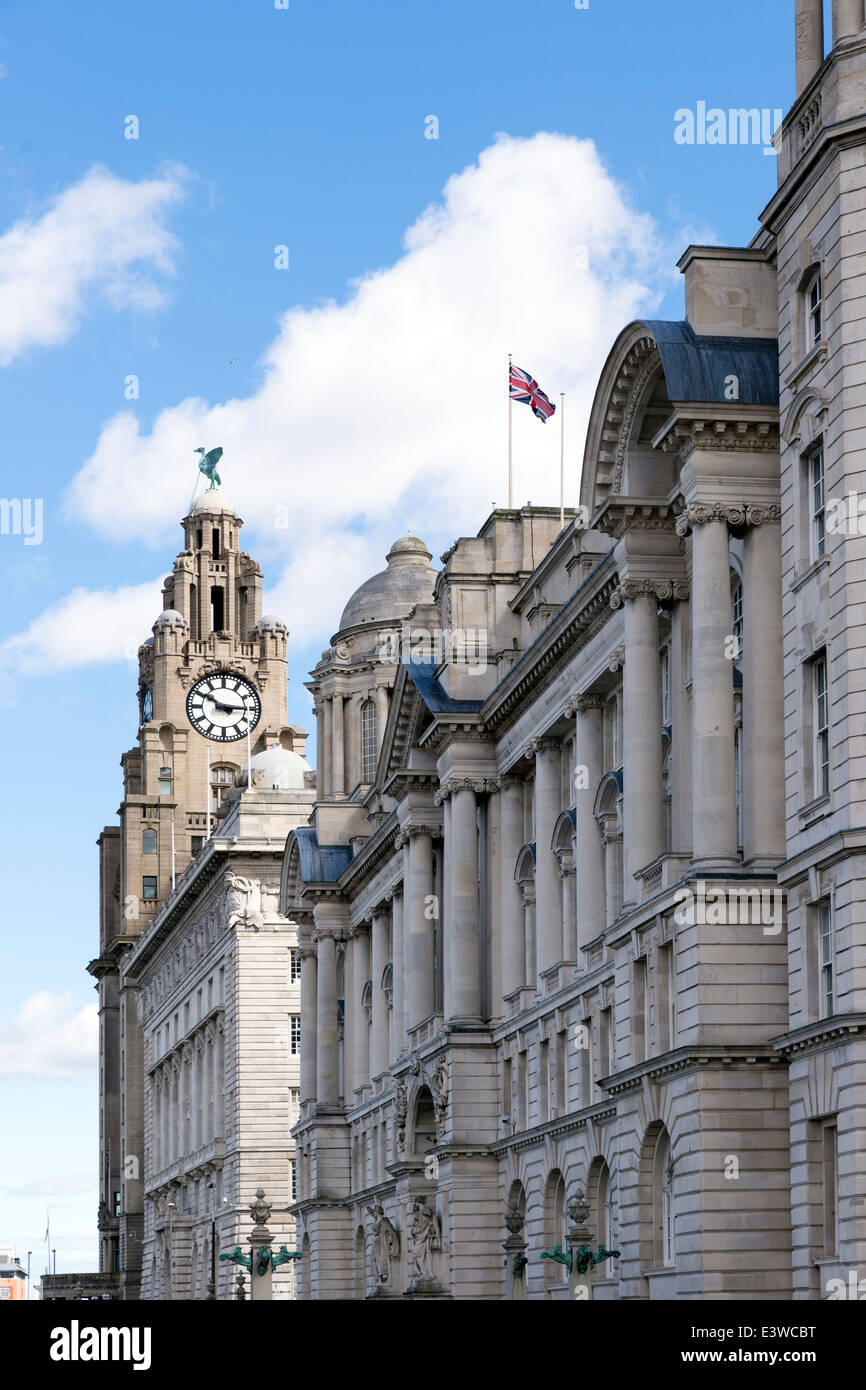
(509, 364), (556, 422)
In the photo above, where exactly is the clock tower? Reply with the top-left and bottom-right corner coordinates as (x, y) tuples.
(90, 480), (303, 1295)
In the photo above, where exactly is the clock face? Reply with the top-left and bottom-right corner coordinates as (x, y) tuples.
(186, 673), (262, 742)
(142, 686), (153, 723)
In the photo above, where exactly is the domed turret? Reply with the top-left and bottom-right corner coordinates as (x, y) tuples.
(337, 535), (437, 633)
(240, 746), (313, 791)
(156, 609), (185, 628)
(188, 488), (238, 516)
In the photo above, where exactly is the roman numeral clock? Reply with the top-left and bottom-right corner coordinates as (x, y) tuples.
(185, 673), (262, 742)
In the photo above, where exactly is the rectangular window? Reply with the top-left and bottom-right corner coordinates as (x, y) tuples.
(290, 1014), (301, 1055)
(290, 1158), (297, 1203)
(191, 835), (204, 855)
(658, 941), (676, 1052)
(813, 654), (830, 799)
(633, 957), (647, 1063)
(810, 446), (826, 562)
(731, 580), (743, 655)
(660, 647), (671, 725)
(808, 270), (822, 348)
(599, 1006), (614, 1079)
(142, 876), (157, 900)
(822, 1120), (838, 1257)
(539, 1038), (549, 1122)
(289, 948), (301, 984)
(819, 901), (833, 1018)
(159, 766), (172, 797)
(555, 1029), (567, 1114)
(503, 1057), (512, 1130)
(579, 1017), (592, 1105)
(517, 1050), (527, 1129)
(611, 697), (620, 766)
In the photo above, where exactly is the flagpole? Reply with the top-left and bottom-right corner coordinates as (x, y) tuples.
(206, 737), (211, 840)
(507, 353), (513, 509)
(560, 393), (565, 529)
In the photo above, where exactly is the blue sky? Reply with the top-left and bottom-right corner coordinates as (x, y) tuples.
(0, 0), (812, 1280)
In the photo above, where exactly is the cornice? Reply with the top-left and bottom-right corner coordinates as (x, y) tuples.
(602, 1045), (785, 1097)
(771, 1012), (866, 1057)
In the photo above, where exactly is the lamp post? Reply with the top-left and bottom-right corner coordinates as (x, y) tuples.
(219, 1189), (302, 1301)
(205, 1180), (229, 1300)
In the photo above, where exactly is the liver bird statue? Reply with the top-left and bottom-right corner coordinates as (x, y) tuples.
(195, 445), (223, 489)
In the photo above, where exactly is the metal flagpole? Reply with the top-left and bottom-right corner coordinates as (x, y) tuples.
(246, 724), (252, 795)
(206, 738), (211, 840)
(560, 393), (565, 529)
(508, 354), (513, 509)
(171, 820), (176, 891)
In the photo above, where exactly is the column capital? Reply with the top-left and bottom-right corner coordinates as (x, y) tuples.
(610, 578), (690, 608)
(313, 926), (349, 944)
(298, 944), (318, 961)
(564, 694), (605, 716)
(401, 823), (442, 840)
(435, 776), (496, 802)
(495, 772), (525, 791)
(675, 501), (780, 536)
(523, 736), (560, 759)
(348, 922), (370, 941)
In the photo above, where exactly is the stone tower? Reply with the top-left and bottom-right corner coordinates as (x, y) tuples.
(89, 483), (299, 1298)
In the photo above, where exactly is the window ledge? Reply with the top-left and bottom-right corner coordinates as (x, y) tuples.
(799, 792), (830, 825)
(791, 554), (830, 593)
(785, 340), (827, 391)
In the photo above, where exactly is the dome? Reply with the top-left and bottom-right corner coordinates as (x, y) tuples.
(338, 535), (437, 632)
(188, 488), (237, 516)
(156, 609), (185, 627)
(240, 746), (312, 792)
(256, 614), (285, 631)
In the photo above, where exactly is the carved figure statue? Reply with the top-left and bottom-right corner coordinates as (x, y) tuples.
(195, 446), (223, 489)
(226, 871), (264, 931)
(408, 1196), (441, 1282)
(366, 1202), (400, 1286)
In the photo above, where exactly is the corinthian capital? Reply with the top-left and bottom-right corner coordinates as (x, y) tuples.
(676, 501), (780, 536)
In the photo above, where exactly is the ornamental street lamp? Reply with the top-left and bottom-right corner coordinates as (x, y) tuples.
(539, 1189), (619, 1301)
(218, 1189), (302, 1301)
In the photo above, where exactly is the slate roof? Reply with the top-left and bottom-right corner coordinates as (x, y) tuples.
(644, 320), (779, 406)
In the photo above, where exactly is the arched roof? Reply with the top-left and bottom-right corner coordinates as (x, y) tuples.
(580, 320), (779, 520)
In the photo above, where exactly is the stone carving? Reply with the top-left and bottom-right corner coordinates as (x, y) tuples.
(567, 1189), (591, 1227)
(610, 579), (689, 609)
(675, 502), (781, 536)
(249, 1187), (272, 1230)
(430, 1058), (449, 1139)
(225, 871), (264, 931)
(504, 1198), (525, 1237)
(395, 1081), (408, 1151)
(366, 1202), (400, 1286)
(408, 1197), (441, 1282)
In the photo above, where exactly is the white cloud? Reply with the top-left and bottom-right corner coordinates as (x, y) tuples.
(62, 132), (680, 643)
(0, 163), (187, 365)
(5, 1175), (96, 1198)
(0, 992), (97, 1078)
(0, 578), (163, 678)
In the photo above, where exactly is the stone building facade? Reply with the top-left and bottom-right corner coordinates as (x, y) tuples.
(89, 488), (312, 1298)
(284, 2), (866, 1300)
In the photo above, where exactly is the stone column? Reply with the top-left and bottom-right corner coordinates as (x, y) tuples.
(742, 510), (785, 866)
(499, 775), (526, 997)
(370, 906), (391, 1079)
(351, 925), (371, 1095)
(374, 685), (389, 752)
(390, 886), (405, 1064)
(315, 701), (325, 798)
(572, 697), (605, 952)
(405, 828), (435, 1030)
(679, 510), (738, 869)
(796, 0), (823, 94)
(446, 781), (482, 1023)
(332, 693), (345, 798)
(616, 585), (664, 900)
(532, 738), (563, 978)
(561, 864), (577, 960)
(315, 931), (339, 1106)
(299, 943), (317, 1103)
(322, 698), (333, 798)
(833, 0), (863, 45)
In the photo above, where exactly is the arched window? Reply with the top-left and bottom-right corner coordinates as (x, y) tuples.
(361, 699), (378, 783)
(211, 765), (235, 814)
(142, 828), (157, 855)
(514, 843), (537, 987)
(412, 1086), (437, 1158)
(593, 772), (623, 924)
(654, 1127), (675, 1268)
(544, 1169), (567, 1285)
